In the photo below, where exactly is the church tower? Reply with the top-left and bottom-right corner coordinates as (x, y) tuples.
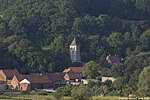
(70, 38), (81, 63)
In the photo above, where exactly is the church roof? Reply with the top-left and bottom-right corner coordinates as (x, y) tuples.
(70, 38), (79, 46)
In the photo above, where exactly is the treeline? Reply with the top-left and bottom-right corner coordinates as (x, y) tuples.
(0, 0), (150, 96)
(0, 0), (149, 74)
(1, 0), (150, 20)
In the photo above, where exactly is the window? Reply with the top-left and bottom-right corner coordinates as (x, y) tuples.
(38, 84), (43, 89)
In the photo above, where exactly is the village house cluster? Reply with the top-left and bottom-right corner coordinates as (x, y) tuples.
(0, 67), (117, 91)
(0, 38), (121, 91)
(0, 67), (83, 91)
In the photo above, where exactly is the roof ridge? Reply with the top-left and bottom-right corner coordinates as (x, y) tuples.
(70, 38), (79, 46)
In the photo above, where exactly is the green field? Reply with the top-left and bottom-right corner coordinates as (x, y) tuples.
(0, 91), (149, 100)
(0, 95), (149, 100)
(92, 96), (119, 100)
(0, 94), (119, 100)
(0, 94), (55, 100)
(0, 95), (119, 100)
(0, 91), (55, 100)
(0, 95), (138, 100)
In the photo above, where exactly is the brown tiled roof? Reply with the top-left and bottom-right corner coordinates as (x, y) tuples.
(13, 74), (24, 82)
(45, 72), (65, 82)
(28, 74), (51, 83)
(64, 72), (82, 80)
(106, 55), (121, 64)
(63, 67), (83, 73)
(15, 74), (51, 84)
(2, 69), (19, 80)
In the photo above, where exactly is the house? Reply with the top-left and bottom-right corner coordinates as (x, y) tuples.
(101, 77), (116, 83)
(20, 79), (31, 91)
(63, 67), (83, 82)
(0, 69), (20, 89)
(81, 79), (98, 85)
(45, 72), (65, 85)
(0, 69), (19, 81)
(64, 72), (82, 82)
(20, 74), (52, 91)
(11, 74), (52, 91)
(106, 55), (122, 64)
(11, 74), (22, 90)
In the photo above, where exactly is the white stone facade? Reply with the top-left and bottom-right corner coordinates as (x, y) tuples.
(70, 38), (81, 63)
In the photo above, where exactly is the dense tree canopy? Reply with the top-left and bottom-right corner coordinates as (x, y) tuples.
(83, 60), (100, 79)
(0, 0), (149, 79)
(137, 66), (150, 97)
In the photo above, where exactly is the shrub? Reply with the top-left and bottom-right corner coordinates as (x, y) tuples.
(71, 85), (92, 100)
(0, 96), (7, 99)
(53, 92), (62, 100)
(91, 85), (103, 96)
(37, 91), (48, 95)
(53, 84), (74, 100)
(87, 80), (96, 89)
(7, 94), (12, 99)
(30, 90), (37, 95)
(0, 91), (4, 95)
(3, 84), (9, 90)
(20, 90), (29, 94)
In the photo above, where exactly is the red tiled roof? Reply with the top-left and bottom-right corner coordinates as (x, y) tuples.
(63, 67), (83, 73)
(45, 72), (65, 82)
(106, 55), (121, 64)
(2, 69), (19, 79)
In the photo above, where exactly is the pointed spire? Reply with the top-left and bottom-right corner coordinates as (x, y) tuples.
(70, 38), (78, 46)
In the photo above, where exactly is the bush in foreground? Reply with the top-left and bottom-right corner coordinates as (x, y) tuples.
(53, 84), (73, 100)
(71, 85), (92, 100)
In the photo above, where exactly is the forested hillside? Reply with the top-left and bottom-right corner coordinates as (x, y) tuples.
(0, 0), (149, 75)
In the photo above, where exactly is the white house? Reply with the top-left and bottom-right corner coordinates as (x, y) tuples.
(101, 77), (116, 82)
(81, 79), (98, 85)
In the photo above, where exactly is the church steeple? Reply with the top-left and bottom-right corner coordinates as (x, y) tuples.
(70, 38), (81, 63)
(70, 38), (78, 46)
